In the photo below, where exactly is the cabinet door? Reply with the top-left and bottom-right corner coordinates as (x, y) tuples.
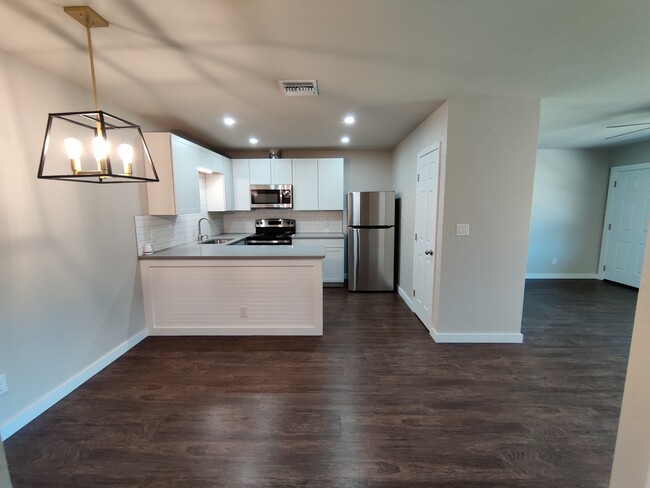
(271, 159), (293, 184)
(292, 159), (319, 210)
(318, 158), (344, 210)
(171, 137), (201, 214)
(223, 159), (234, 211)
(293, 238), (344, 284)
(249, 159), (271, 185)
(323, 246), (345, 283)
(232, 159), (251, 210)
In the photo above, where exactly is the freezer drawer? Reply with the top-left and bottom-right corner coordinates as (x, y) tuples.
(348, 227), (395, 291)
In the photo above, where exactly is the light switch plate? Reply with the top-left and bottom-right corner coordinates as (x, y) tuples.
(456, 224), (470, 236)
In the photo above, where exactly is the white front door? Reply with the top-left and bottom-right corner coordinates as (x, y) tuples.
(601, 164), (650, 288)
(412, 144), (440, 330)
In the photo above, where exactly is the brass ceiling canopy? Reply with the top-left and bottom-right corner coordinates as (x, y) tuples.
(38, 6), (159, 184)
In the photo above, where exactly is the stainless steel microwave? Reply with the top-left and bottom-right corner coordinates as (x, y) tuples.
(250, 184), (293, 209)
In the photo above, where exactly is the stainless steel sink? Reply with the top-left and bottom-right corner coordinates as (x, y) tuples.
(198, 238), (232, 245)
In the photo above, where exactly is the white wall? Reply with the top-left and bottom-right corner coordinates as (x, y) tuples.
(609, 140), (650, 167)
(609, 236), (650, 488)
(527, 149), (611, 277)
(0, 51), (156, 436)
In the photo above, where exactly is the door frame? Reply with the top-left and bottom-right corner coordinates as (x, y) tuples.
(598, 162), (650, 281)
(412, 142), (441, 330)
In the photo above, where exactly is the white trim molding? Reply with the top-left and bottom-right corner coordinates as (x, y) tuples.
(397, 285), (415, 311)
(0, 330), (147, 440)
(430, 329), (524, 344)
(525, 273), (599, 280)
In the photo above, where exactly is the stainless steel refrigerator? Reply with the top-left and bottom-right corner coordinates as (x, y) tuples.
(347, 191), (395, 291)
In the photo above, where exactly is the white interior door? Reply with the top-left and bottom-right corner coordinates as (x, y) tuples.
(600, 164), (650, 288)
(412, 144), (440, 330)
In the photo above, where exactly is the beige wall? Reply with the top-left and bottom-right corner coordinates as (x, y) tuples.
(433, 97), (540, 336)
(392, 102), (449, 297)
(609, 140), (650, 167)
(0, 51), (156, 434)
(393, 97), (540, 339)
(527, 149), (611, 276)
(0, 439), (11, 488)
(610, 238), (650, 487)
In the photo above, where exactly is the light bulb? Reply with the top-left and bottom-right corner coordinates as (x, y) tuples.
(64, 137), (82, 173)
(340, 136), (350, 144)
(343, 114), (356, 125)
(93, 136), (109, 173)
(223, 116), (236, 126)
(118, 143), (134, 175)
(249, 137), (258, 145)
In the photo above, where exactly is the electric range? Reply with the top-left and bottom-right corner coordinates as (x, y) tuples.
(245, 218), (296, 245)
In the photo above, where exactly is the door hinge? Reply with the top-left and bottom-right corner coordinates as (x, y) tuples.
(412, 289), (416, 297)
(417, 174), (420, 182)
(614, 180), (617, 188)
(603, 265), (606, 271)
(608, 223), (611, 230)
(415, 233), (417, 241)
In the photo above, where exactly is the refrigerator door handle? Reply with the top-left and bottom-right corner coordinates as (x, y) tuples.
(353, 228), (360, 290)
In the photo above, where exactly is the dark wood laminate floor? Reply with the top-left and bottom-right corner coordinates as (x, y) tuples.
(5, 280), (638, 487)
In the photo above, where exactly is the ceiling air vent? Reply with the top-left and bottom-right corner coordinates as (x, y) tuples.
(278, 80), (319, 96)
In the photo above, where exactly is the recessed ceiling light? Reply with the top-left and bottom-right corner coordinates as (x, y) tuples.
(249, 137), (258, 145)
(340, 136), (350, 144)
(223, 116), (236, 126)
(343, 114), (356, 125)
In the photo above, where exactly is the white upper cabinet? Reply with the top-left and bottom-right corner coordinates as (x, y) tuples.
(144, 132), (233, 215)
(144, 133), (201, 215)
(271, 159), (293, 184)
(249, 159), (293, 185)
(318, 158), (344, 210)
(291, 158), (344, 211)
(231, 159), (251, 210)
(249, 159), (271, 185)
(292, 159), (319, 210)
(222, 159), (234, 210)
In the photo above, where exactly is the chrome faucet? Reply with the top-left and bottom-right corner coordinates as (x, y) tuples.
(197, 218), (213, 242)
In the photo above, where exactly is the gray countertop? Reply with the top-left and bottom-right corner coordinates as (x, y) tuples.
(292, 232), (345, 239)
(140, 234), (326, 260)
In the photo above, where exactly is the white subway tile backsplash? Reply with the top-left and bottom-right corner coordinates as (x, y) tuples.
(133, 175), (224, 255)
(223, 209), (343, 233)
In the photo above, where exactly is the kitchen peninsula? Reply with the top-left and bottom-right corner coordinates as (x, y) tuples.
(139, 239), (325, 336)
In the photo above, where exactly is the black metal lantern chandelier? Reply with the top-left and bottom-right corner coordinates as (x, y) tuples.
(38, 6), (159, 184)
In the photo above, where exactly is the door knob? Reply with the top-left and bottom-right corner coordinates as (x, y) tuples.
(425, 250), (433, 255)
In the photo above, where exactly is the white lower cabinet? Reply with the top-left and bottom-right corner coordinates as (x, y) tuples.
(293, 238), (344, 285)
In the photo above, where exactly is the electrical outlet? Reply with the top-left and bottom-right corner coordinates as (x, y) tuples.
(0, 374), (8, 396)
(552, 257), (558, 265)
(240, 306), (248, 318)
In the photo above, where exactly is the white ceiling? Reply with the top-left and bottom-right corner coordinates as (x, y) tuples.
(2, 0), (650, 151)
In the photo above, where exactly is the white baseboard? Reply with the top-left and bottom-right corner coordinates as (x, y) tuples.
(397, 285), (414, 311)
(0, 329), (147, 440)
(430, 329), (524, 344)
(525, 273), (599, 280)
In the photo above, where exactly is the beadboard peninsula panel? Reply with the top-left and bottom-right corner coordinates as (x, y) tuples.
(140, 259), (323, 335)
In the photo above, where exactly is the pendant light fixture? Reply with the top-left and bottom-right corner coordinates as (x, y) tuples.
(37, 6), (159, 183)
